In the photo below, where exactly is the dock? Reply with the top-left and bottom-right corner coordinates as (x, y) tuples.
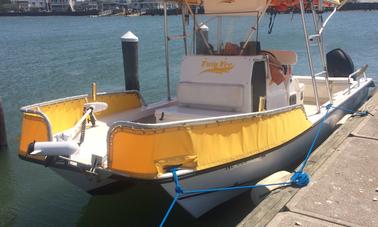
(238, 90), (378, 227)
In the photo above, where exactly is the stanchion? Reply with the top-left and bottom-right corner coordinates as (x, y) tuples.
(121, 31), (140, 91)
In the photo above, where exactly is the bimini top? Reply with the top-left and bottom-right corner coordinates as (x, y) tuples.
(173, 0), (340, 15)
(204, 0), (268, 15)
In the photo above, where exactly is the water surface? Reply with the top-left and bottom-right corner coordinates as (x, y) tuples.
(0, 11), (377, 226)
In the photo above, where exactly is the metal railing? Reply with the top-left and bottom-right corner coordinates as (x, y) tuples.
(348, 64), (368, 94)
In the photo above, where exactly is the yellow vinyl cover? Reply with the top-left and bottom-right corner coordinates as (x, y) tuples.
(108, 107), (312, 179)
(19, 113), (50, 156)
(19, 91), (142, 157)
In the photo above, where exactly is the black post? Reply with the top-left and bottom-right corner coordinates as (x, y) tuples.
(196, 24), (209, 55)
(0, 97), (7, 148)
(121, 31), (140, 91)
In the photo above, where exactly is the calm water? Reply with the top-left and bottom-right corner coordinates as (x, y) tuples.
(0, 11), (377, 227)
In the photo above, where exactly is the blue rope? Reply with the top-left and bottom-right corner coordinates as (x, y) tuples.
(159, 195), (179, 227)
(291, 171), (310, 188)
(298, 105), (331, 173)
(158, 168), (183, 227)
(172, 168), (183, 194)
(159, 103), (369, 226)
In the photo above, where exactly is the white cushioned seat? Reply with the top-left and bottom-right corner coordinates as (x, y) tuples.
(155, 106), (236, 123)
(177, 81), (244, 112)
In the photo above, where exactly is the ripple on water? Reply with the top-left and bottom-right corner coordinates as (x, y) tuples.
(0, 12), (377, 226)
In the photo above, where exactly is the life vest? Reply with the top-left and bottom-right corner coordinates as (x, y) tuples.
(270, 0), (333, 12)
(260, 51), (291, 85)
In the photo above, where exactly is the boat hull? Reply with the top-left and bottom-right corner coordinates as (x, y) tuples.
(160, 80), (372, 218)
(50, 167), (117, 194)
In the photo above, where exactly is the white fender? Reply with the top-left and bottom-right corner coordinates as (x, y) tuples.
(29, 141), (79, 156)
(250, 171), (291, 205)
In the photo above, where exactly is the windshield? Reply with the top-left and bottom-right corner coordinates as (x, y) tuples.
(194, 15), (260, 56)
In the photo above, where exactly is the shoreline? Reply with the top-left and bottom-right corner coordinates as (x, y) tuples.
(0, 10), (99, 16)
(1, 3), (378, 17)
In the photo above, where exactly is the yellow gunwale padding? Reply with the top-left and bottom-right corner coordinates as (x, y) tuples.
(19, 113), (50, 157)
(39, 92), (142, 134)
(108, 107), (312, 179)
(19, 91), (143, 157)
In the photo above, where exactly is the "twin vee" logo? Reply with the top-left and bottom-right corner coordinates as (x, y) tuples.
(200, 59), (234, 74)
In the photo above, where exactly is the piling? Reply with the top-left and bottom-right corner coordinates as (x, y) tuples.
(196, 24), (209, 55)
(0, 97), (7, 148)
(121, 31), (140, 91)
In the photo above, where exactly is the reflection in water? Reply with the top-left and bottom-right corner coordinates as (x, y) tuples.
(0, 147), (17, 227)
(78, 183), (255, 226)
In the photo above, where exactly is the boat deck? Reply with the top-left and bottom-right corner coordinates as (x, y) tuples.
(303, 104), (319, 117)
(70, 101), (169, 165)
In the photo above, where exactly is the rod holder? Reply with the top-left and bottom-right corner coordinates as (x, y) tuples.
(91, 82), (97, 102)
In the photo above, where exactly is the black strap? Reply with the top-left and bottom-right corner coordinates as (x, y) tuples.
(268, 9), (277, 34)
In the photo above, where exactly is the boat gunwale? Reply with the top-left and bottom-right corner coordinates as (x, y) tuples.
(105, 104), (311, 181)
(108, 104), (306, 131)
(18, 90), (146, 143)
(106, 104), (307, 176)
(107, 115), (323, 183)
(19, 89), (146, 112)
(20, 109), (54, 141)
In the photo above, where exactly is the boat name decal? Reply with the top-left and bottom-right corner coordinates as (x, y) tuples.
(225, 160), (249, 170)
(200, 59), (234, 74)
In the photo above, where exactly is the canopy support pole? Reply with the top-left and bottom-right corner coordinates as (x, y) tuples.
(239, 26), (256, 55)
(183, 0), (213, 55)
(299, 0), (320, 113)
(181, 4), (188, 55)
(192, 8), (196, 54)
(310, 3), (333, 104)
(216, 16), (222, 52)
(163, 1), (171, 101)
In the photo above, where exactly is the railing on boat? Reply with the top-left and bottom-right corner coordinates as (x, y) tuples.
(347, 64), (369, 94)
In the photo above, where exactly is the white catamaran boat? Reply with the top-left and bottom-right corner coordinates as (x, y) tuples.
(20, 0), (375, 218)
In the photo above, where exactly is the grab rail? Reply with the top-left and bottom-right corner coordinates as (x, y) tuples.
(308, 7), (337, 41)
(315, 70), (327, 77)
(20, 108), (53, 142)
(348, 64), (368, 93)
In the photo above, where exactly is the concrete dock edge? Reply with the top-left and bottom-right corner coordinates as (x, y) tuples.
(237, 91), (378, 227)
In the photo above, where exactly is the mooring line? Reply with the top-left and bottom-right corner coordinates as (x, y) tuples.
(350, 132), (378, 141)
